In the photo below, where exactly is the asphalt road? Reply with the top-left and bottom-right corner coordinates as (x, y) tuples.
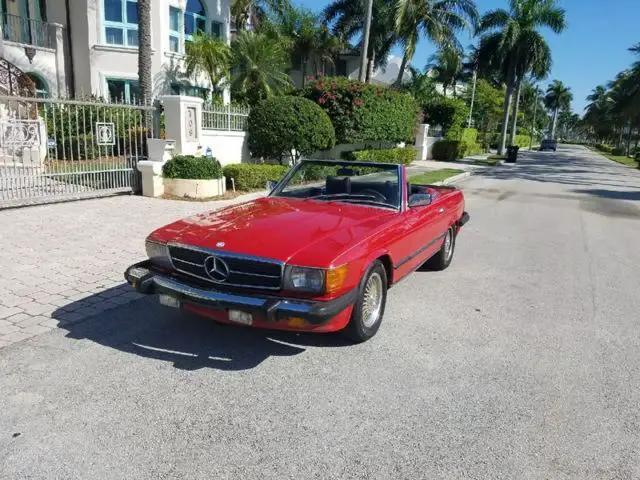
(2, 146), (640, 479)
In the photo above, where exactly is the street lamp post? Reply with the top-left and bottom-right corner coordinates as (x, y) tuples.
(358, 0), (374, 82)
(467, 69), (477, 128)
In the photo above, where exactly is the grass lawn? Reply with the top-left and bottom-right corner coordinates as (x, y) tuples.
(588, 147), (639, 168)
(410, 168), (464, 184)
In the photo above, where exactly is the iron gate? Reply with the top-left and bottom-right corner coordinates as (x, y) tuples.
(0, 95), (156, 208)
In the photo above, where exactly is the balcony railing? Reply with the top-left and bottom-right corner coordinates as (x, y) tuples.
(2, 13), (54, 49)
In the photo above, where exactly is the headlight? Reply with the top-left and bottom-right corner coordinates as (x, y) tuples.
(145, 239), (173, 270)
(284, 266), (325, 293)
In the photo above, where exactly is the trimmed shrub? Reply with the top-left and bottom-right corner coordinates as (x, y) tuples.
(60, 135), (98, 160)
(248, 96), (335, 163)
(611, 146), (625, 156)
(461, 128), (478, 144)
(223, 163), (289, 190)
(432, 140), (461, 162)
(342, 147), (417, 165)
(595, 143), (613, 153)
(163, 155), (223, 180)
(423, 97), (469, 141)
(300, 77), (418, 144)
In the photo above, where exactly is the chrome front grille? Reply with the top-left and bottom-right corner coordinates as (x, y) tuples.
(168, 244), (283, 290)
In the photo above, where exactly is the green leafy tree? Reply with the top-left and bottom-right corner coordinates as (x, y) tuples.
(184, 34), (231, 97)
(465, 78), (504, 148)
(230, 31), (292, 106)
(394, 0), (478, 85)
(401, 65), (437, 105)
(477, 0), (566, 153)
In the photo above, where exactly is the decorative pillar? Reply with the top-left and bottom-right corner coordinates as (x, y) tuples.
(50, 23), (66, 97)
(415, 124), (430, 162)
(162, 95), (204, 155)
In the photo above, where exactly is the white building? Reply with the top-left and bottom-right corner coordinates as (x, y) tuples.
(0, 0), (232, 101)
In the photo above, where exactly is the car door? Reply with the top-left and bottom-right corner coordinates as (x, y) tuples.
(393, 199), (442, 277)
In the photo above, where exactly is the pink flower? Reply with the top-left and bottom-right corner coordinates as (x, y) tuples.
(353, 99), (361, 107)
(319, 97), (326, 105)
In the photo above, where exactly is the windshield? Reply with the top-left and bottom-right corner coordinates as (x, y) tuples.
(270, 161), (401, 210)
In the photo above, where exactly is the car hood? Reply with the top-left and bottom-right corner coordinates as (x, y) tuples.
(149, 197), (396, 267)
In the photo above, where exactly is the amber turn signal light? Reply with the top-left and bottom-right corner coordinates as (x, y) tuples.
(325, 265), (348, 294)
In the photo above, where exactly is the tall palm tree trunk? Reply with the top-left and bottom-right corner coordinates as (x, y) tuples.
(498, 66), (516, 155)
(508, 77), (523, 147)
(550, 108), (559, 139)
(396, 53), (409, 86)
(366, 51), (375, 83)
(137, 0), (152, 127)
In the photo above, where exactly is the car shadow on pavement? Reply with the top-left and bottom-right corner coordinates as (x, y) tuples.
(52, 285), (352, 371)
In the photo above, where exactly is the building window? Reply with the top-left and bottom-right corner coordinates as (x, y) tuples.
(184, 0), (207, 43)
(168, 6), (180, 52)
(25, 73), (49, 98)
(107, 78), (140, 103)
(104, 0), (138, 47)
(170, 83), (209, 99)
(211, 21), (222, 38)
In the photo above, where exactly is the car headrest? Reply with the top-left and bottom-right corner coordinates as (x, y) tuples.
(326, 176), (351, 195)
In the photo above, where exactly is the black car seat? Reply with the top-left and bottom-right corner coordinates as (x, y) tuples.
(326, 176), (351, 195)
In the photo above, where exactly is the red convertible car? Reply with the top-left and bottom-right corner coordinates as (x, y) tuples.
(125, 160), (469, 342)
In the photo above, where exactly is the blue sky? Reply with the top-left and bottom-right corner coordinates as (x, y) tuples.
(296, 0), (640, 113)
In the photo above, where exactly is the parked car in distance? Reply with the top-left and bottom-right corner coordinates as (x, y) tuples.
(540, 139), (558, 151)
(125, 160), (470, 343)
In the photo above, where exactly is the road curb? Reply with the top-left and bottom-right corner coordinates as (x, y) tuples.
(434, 171), (471, 186)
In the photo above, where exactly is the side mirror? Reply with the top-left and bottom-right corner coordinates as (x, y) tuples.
(266, 179), (279, 192)
(408, 193), (432, 208)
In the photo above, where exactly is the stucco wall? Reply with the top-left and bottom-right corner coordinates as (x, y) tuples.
(201, 130), (250, 165)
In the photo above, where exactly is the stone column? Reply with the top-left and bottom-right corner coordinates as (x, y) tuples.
(162, 95), (204, 155)
(414, 124), (430, 162)
(50, 23), (66, 97)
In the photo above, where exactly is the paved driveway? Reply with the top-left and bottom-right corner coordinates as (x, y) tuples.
(1, 146), (640, 479)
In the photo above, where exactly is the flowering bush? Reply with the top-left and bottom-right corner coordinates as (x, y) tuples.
(299, 77), (418, 144)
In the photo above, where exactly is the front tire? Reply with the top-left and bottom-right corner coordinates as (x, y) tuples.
(424, 226), (456, 271)
(344, 261), (387, 343)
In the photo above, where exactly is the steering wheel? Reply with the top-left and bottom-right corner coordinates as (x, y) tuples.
(359, 189), (388, 202)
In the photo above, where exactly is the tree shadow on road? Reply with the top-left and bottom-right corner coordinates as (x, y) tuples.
(573, 188), (640, 202)
(470, 150), (640, 190)
(52, 286), (351, 371)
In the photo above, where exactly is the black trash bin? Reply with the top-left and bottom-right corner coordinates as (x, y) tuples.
(506, 145), (520, 163)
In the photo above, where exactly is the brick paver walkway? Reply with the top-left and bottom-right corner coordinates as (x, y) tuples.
(0, 192), (264, 348)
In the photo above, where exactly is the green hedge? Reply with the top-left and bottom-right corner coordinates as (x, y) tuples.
(300, 77), (418, 144)
(486, 133), (531, 149)
(222, 163), (290, 190)
(163, 155), (223, 180)
(461, 128), (478, 144)
(423, 97), (469, 141)
(432, 140), (482, 161)
(611, 146), (625, 156)
(248, 96), (335, 163)
(595, 143), (613, 153)
(342, 147), (417, 165)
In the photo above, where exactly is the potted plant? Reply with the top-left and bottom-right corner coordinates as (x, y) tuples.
(162, 155), (225, 198)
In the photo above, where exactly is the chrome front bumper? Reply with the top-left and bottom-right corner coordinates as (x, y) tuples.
(124, 261), (357, 325)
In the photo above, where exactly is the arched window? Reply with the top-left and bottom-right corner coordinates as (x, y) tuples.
(184, 0), (207, 42)
(25, 72), (49, 98)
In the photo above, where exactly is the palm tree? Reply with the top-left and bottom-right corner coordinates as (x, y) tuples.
(401, 65), (437, 104)
(394, 0), (478, 85)
(137, 0), (152, 126)
(544, 79), (572, 139)
(232, 0), (291, 31)
(477, 0), (566, 154)
(184, 34), (232, 97)
(230, 31), (292, 106)
(323, 0), (396, 82)
(425, 47), (463, 97)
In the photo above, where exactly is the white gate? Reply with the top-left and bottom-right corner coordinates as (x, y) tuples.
(0, 95), (156, 208)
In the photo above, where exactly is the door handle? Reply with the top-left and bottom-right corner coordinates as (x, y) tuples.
(438, 208), (445, 214)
